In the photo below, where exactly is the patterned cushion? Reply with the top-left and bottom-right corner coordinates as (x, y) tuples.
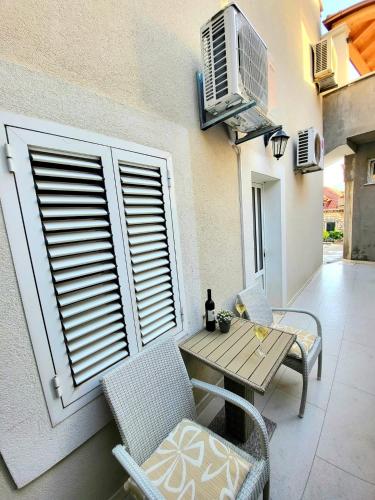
(271, 322), (317, 359)
(124, 418), (252, 499)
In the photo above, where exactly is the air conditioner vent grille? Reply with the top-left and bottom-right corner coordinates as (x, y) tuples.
(315, 39), (328, 74)
(201, 27), (214, 101)
(298, 130), (309, 165)
(237, 15), (268, 111)
(201, 13), (228, 102)
(212, 15), (228, 99)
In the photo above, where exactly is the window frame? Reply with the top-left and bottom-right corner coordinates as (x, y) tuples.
(0, 112), (185, 426)
(366, 158), (375, 185)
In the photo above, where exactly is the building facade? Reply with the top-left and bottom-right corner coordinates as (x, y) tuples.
(323, 72), (375, 261)
(0, 1), (323, 498)
(323, 187), (344, 232)
(323, 1), (375, 262)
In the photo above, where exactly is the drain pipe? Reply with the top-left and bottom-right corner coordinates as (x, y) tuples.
(232, 143), (247, 289)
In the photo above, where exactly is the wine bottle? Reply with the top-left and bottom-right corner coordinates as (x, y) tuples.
(205, 289), (216, 331)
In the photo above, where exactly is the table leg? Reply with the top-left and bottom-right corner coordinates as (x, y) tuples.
(224, 376), (254, 442)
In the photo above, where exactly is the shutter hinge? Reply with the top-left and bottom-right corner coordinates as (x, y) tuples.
(180, 307), (184, 322)
(53, 375), (62, 398)
(4, 143), (15, 173)
(167, 169), (172, 188)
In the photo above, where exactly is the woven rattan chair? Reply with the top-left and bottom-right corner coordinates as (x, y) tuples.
(238, 283), (323, 418)
(101, 337), (270, 499)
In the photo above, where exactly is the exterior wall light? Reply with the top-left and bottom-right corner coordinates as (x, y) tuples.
(264, 128), (290, 160)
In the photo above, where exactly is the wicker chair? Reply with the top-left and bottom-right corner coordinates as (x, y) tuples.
(238, 283), (323, 418)
(101, 337), (270, 500)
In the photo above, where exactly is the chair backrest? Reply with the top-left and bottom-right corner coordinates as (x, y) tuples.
(238, 283), (274, 326)
(101, 336), (196, 464)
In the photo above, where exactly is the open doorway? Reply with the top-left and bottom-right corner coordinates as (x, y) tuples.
(323, 161), (344, 264)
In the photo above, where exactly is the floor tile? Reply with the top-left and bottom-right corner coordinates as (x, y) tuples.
(317, 382), (375, 483)
(335, 340), (375, 396)
(262, 389), (325, 500)
(276, 353), (337, 410)
(303, 456), (375, 500)
(344, 313), (375, 349)
(320, 324), (344, 357)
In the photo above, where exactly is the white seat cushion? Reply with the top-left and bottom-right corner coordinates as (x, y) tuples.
(124, 418), (252, 499)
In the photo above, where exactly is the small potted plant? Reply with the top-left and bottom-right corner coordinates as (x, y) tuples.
(216, 310), (234, 333)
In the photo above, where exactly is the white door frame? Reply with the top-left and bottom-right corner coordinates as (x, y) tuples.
(252, 183), (266, 289)
(238, 153), (284, 305)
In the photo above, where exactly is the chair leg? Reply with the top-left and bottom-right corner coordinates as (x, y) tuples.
(263, 480), (270, 500)
(317, 351), (322, 381)
(299, 370), (308, 418)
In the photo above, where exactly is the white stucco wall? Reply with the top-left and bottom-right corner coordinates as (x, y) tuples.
(0, 1), (323, 497)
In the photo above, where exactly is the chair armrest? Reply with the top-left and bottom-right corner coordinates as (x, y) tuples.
(272, 307), (322, 338)
(294, 338), (308, 367)
(112, 445), (164, 500)
(191, 378), (269, 461)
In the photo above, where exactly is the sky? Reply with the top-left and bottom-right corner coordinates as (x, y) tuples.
(321, 0), (360, 32)
(324, 161), (345, 191)
(321, 1), (358, 191)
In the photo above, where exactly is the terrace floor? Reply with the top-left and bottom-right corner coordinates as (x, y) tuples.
(254, 259), (375, 499)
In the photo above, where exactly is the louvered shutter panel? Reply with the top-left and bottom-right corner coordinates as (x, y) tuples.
(113, 152), (182, 345)
(30, 149), (129, 385)
(7, 128), (136, 410)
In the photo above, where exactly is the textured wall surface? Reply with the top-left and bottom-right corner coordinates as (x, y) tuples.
(347, 142), (375, 261)
(323, 74), (375, 154)
(0, 0), (322, 497)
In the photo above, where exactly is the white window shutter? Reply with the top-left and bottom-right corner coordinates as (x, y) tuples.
(7, 128), (137, 414)
(112, 149), (183, 346)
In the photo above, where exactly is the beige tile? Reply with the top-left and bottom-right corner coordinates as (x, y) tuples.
(336, 340), (375, 396)
(276, 353), (337, 410)
(303, 456), (375, 500)
(262, 389), (325, 500)
(344, 313), (375, 349)
(320, 324), (344, 357)
(317, 382), (375, 483)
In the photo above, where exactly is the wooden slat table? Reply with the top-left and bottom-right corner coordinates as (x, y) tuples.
(180, 317), (296, 442)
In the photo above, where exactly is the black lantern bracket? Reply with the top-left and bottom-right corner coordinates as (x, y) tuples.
(196, 71), (282, 146)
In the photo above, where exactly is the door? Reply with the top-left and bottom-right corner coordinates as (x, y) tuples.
(252, 183), (266, 289)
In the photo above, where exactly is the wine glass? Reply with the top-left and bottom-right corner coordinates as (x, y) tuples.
(235, 298), (246, 319)
(254, 325), (269, 358)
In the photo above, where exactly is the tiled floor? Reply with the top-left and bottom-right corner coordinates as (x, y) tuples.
(257, 260), (375, 499)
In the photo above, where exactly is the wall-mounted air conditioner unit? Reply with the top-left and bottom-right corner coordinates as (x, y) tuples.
(312, 37), (338, 93)
(200, 3), (274, 133)
(296, 127), (324, 173)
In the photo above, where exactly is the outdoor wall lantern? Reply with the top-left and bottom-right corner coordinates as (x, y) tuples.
(264, 128), (290, 160)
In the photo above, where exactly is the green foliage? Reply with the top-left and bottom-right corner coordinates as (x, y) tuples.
(323, 229), (343, 241)
(329, 230), (343, 240)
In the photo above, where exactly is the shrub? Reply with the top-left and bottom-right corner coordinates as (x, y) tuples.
(323, 230), (330, 241)
(329, 230), (343, 240)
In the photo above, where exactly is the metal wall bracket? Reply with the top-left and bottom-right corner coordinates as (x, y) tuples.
(196, 72), (282, 145)
(196, 72), (256, 131)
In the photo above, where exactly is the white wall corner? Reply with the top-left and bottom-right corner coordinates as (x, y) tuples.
(326, 23), (350, 87)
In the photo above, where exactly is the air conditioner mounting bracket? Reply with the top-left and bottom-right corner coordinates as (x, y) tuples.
(196, 72), (281, 145)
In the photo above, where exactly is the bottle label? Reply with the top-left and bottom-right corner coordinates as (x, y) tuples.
(207, 310), (215, 322)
